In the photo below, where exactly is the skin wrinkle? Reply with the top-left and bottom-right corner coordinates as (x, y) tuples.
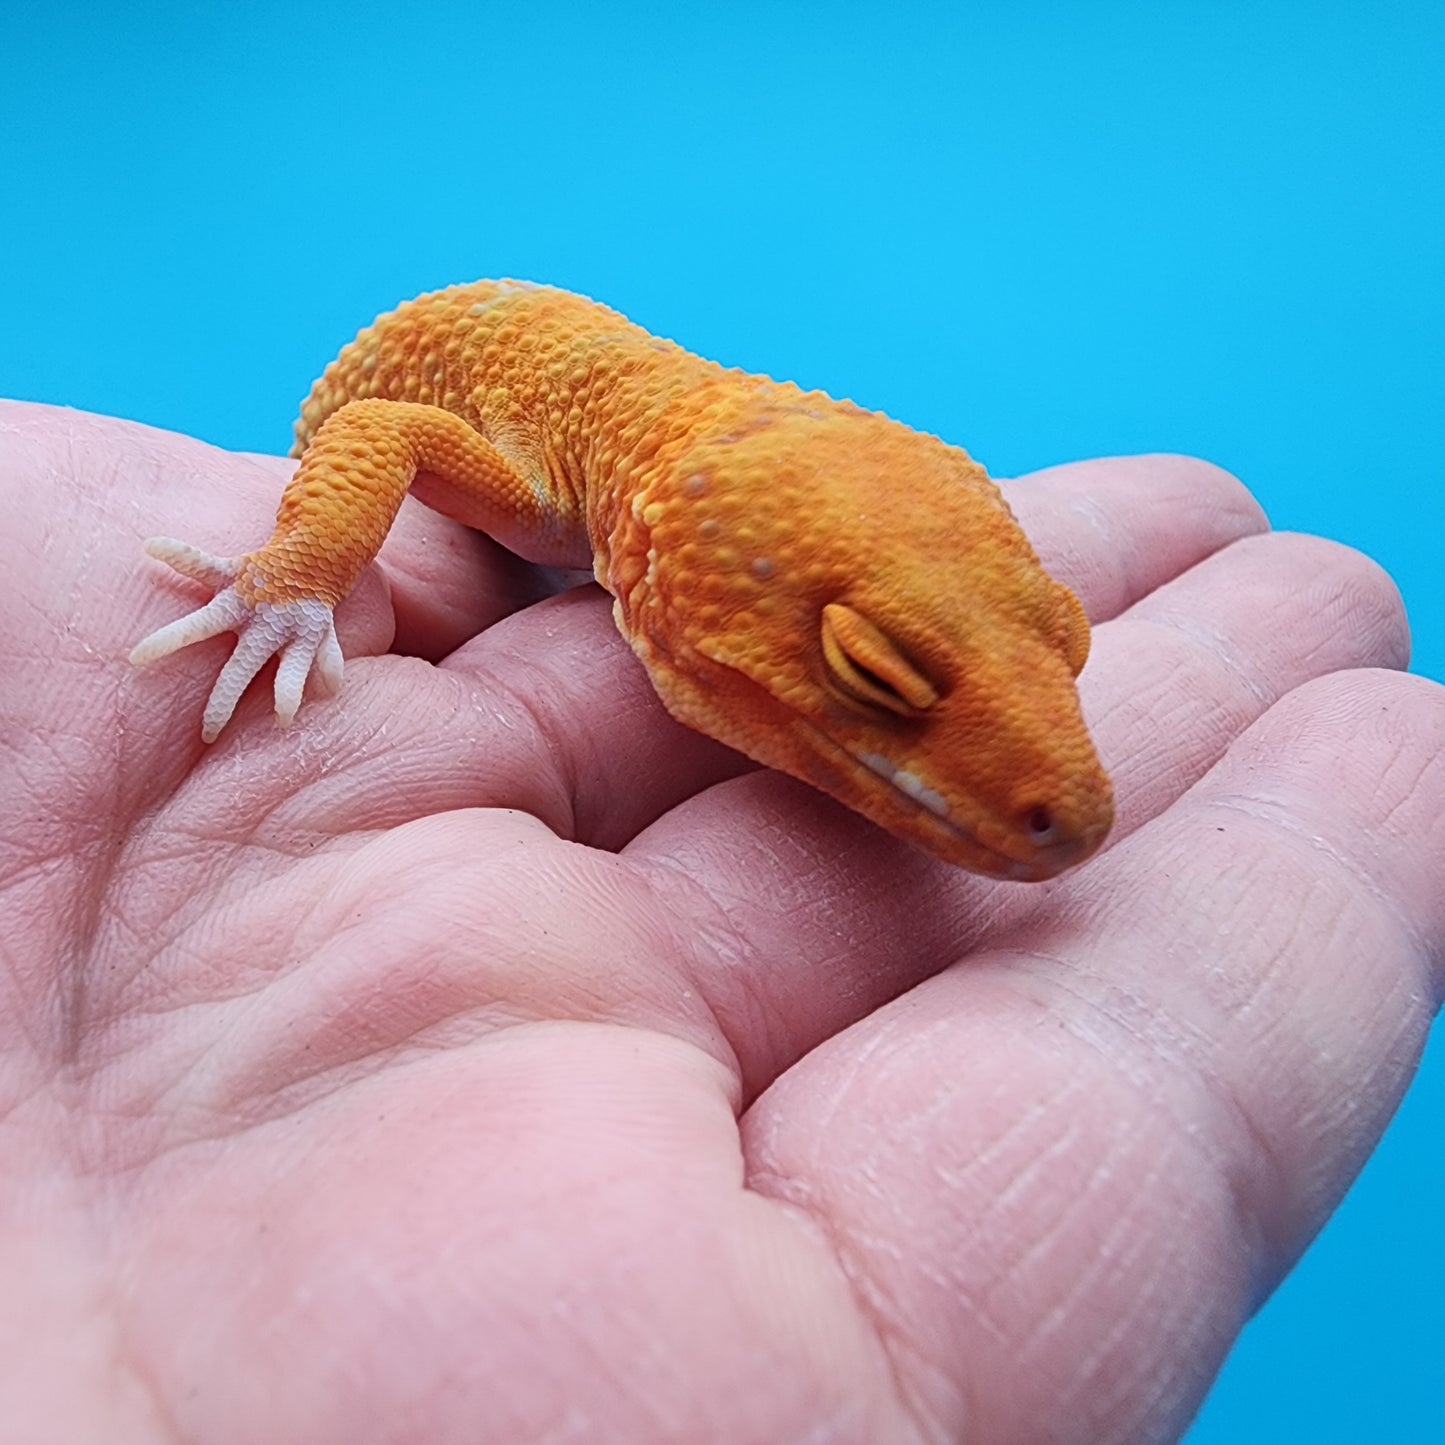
(1017, 757), (1434, 1294)
(111, 844), (306, 1007)
(758, 1065), (1179, 1445)
(1378, 736), (1445, 844)
(1098, 616), (1256, 731)
(1067, 562), (1409, 858)
(100, 1016), (671, 1179)
(749, 1023), (1053, 1436)
(928, 1075), (1082, 1196)
(1076, 1268), (1201, 1445)
(1148, 537), (1406, 707)
(1053, 490), (1129, 614)
(641, 864), (815, 1095)
(962, 1105), (1087, 1263)
(641, 796), (1042, 1094)
(1204, 791), (1431, 959)
(745, 1045), (956, 1433)
(436, 652), (588, 838)
(1264, 940), (1429, 1217)
(1306, 568), (1410, 670)
(912, 1017), (1215, 1422)
(52, 837), (130, 1069)
(969, 1121), (1109, 1350)
(98, 1024), (455, 1176)
(252, 690), (504, 842)
(1023, 1181), (1142, 1354)
(296, 607), (692, 854)
(663, 922), (779, 1098)
(78, 1016), (251, 1168)
(1130, 609), (1276, 712)
(1022, 1196), (1165, 1427)
(959, 1057), (1242, 1439)
(1084, 678), (1216, 801)
(998, 944), (1292, 1309)
(85, 862), (394, 1110)
(117, 671), (578, 943)
(640, 851), (754, 989)
(748, 1175), (940, 1445)
(186, 895), (733, 1134)
(0, 926), (66, 1086)
(108, 827), (328, 976)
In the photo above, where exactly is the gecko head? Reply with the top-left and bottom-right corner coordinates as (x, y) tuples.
(632, 407), (1114, 879)
(795, 594), (1114, 879)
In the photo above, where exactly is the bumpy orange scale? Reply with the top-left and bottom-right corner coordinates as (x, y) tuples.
(133, 280), (1114, 879)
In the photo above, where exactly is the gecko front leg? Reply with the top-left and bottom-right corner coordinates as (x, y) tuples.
(130, 538), (344, 742)
(132, 397), (543, 743)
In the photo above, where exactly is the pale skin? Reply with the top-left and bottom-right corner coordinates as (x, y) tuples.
(2, 399), (1443, 1444)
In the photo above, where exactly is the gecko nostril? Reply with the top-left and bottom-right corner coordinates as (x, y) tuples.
(1023, 805), (1058, 845)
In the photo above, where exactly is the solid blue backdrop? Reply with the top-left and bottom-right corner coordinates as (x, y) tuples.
(2, 3), (1440, 1437)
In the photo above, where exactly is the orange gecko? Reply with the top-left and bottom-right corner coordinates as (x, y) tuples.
(132, 280), (1113, 879)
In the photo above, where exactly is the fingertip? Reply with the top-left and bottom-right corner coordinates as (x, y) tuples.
(1005, 454), (1271, 624)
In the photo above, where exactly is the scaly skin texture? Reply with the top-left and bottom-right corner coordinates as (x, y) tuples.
(132, 280), (1113, 878)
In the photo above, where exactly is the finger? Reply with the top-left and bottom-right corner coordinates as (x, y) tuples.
(629, 530), (1409, 1096)
(1082, 528), (1410, 839)
(381, 487), (586, 661)
(1046, 668), (1445, 1261)
(742, 668), (1445, 1445)
(154, 587), (750, 854)
(1002, 454), (1268, 621)
(434, 589), (755, 848)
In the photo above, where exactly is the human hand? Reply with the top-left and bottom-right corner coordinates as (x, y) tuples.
(2, 400), (1441, 1443)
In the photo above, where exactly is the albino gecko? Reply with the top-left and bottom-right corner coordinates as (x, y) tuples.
(132, 280), (1113, 879)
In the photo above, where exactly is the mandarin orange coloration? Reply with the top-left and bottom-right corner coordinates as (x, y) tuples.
(133, 281), (1113, 878)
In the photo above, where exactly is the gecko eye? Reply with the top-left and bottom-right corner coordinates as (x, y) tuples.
(820, 603), (939, 717)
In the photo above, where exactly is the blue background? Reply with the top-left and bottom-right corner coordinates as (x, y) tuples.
(2, 3), (1440, 1436)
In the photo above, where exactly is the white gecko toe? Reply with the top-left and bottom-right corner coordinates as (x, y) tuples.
(132, 538), (343, 742)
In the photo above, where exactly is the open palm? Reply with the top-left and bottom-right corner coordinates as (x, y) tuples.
(3, 400), (1441, 1444)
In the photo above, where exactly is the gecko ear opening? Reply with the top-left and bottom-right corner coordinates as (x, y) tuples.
(820, 603), (939, 717)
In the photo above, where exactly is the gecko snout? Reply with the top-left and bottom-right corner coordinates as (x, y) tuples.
(1004, 793), (1113, 879)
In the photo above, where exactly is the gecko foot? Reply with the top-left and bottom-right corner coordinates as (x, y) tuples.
(131, 537), (344, 742)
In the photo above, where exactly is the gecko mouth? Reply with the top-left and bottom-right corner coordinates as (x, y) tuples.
(669, 672), (1104, 879)
(805, 729), (1101, 881)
